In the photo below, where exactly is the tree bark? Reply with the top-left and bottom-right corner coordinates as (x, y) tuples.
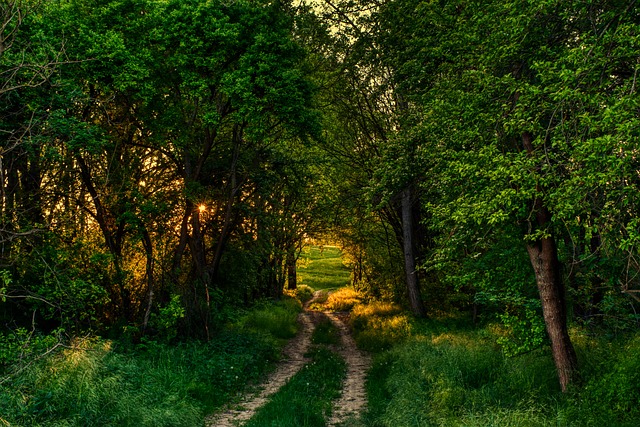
(286, 246), (297, 290)
(522, 132), (578, 392)
(141, 227), (154, 334)
(526, 232), (578, 392)
(401, 185), (426, 317)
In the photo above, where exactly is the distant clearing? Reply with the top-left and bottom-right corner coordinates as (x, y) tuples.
(297, 246), (351, 290)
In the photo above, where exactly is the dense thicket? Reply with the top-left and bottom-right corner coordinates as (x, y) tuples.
(1, 0), (324, 339)
(318, 0), (640, 391)
(2, 0), (640, 394)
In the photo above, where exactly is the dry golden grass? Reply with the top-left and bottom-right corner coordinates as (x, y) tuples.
(325, 287), (361, 312)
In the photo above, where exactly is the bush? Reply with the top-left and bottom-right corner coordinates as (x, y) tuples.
(326, 287), (361, 311)
(350, 302), (412, 352)
(284, 284), (315, 304)
(237, 297), (301, 339)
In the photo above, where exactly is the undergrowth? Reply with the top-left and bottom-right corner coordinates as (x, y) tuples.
(350, 302), (412, 351)
(237, 297), (301, 339)
(0, 298), (301, 426)
(325, 287), (361, 311)
(284, 284), (315, 304)
(355, 301), (640, 426)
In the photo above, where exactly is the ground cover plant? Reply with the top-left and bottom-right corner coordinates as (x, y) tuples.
(243, 346), (347, 427)
(0, 299), (301, 426)
(311, 316), (341, 346)
(355, 302), (640, 427)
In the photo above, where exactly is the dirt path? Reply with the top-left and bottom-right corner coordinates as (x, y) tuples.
(205, 292), (370, 426)
(205, 309), (318, 427)
(325, 311), (371, 427)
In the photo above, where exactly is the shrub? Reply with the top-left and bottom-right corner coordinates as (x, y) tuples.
(325, 287), (361, 311)
(237, 297), (301, 339)
(350, 302), (412, 351)
(284, 284), (314, 304)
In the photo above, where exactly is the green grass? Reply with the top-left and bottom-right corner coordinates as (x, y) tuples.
(311, 317), (341, 346)
(244, 346), (347, 427)
(0, 299), (302, 426)
(354, 301), (640, 427)
(297, 245), (351, 291)
(237, 297), (302, 340)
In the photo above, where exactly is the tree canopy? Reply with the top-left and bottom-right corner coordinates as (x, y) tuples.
(2, 0), (640, 392)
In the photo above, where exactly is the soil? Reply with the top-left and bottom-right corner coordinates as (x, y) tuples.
(205, 291), (371, 427)
(325, 311), (371, 426)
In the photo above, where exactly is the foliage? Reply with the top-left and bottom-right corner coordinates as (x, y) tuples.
(148, 294), (186, 342)
(244, 347), (346, 427)
(1, 0), (325, 338)
(497, 301), (548, 357)
(0, 328), (61, 374)
(325, 287), (362, 312)
(350, 302), (413, 352)
(0, 298), (299, 425)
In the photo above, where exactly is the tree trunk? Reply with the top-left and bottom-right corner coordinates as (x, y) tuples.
(522, 132), (578, 392)
(526, 233), (578, 392)
(286, 246), (297, 290)
(401, 186), (426, 317)
(141, 227), (154, 334)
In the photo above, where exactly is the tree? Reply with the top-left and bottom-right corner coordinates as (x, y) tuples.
(383, 0), (640, 391)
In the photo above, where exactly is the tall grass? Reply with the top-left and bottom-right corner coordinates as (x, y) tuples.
(356, 301), (640, 426)
(237, 297), (302, 339)
(0, 298), (302, 426)
(325, 287), (361, 312)
(350, 302), (413, 351)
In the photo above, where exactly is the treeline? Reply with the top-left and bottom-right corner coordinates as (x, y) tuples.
(2, 0), (640, 393)
(1, 0), (330, 338)
(318, 0), (640, 393)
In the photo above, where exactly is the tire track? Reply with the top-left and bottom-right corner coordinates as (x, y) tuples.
(205, 297), (320, 427)
(325, 311), (371, 427)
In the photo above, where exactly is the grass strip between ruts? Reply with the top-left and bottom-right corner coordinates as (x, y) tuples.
(244, 346), (347, 427)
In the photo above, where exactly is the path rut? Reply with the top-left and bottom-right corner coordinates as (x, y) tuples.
(325, 311), (371, 426)
(206, 293), (370, 426)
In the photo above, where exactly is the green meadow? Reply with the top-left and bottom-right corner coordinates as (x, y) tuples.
(297, 246), (351, 291)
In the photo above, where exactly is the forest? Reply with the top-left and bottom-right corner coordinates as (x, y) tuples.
(2, 0), (640, 425)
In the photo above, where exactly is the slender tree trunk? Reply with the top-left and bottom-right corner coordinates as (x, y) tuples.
(401, 186), (426, 317)
(211, 134), (241, 280)
(526, 232), (578, 392)
(522, 132), (578, 392)
(286, 246), (297, 290)
(141, 228), (154, 334)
